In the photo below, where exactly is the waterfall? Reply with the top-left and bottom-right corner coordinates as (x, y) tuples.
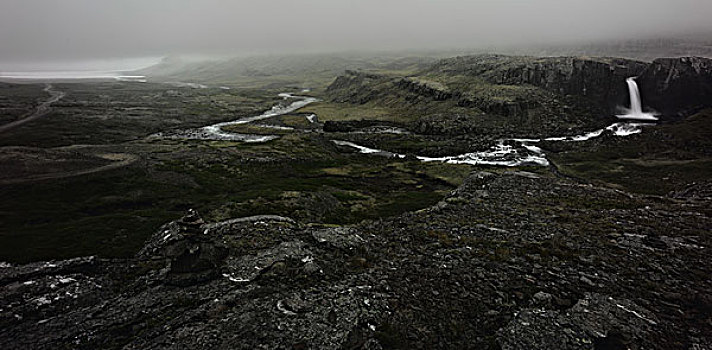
(626, 78), (643, 115)
(617, 77), (658, 121)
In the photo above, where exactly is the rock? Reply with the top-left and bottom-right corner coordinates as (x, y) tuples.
(1, 172), (709, 349)
(323, 119), (404, 133)
(668, 181), (712, 199)
(224, 240), (314, 282)
(637, 57), (712, 117)
(137, 210), (228, 285)
(396, 77), (452, 101)
(580, 276), (595, 287)
(426, 54), (648, 113)
(498, 294), (657, 350)
(312, 227), (365, 250)
(532, 291), (553, 306)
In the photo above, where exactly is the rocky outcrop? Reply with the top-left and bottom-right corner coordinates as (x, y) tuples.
(325, 70), (390, 104)
(637, 56), (712, 117)
(327, 70), (537, 118)
(138, 209), (228, 285)
(499, 293), (658, 350)
(395, 78), (453, 101)
(429, 54), (648, 112)
(327, 55), (710, 124)
(1, 171), (710, 349)
(323, 119), (403, 133)
(398, 77), (536, 117)
(456, 94), (536, 118)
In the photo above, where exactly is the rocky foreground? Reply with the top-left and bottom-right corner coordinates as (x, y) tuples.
(1, 171), (709, 349)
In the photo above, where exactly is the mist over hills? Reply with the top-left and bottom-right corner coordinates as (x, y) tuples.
(135, 34), (712, 87)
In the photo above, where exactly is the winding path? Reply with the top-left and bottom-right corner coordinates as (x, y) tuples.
(0, 84), (65, 134)
(157, 93), (318, 142)
(0, 153), (138, 185)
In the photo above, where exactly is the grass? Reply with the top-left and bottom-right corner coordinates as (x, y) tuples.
(278, 114), (314, 128)
(0, 133), (470, 263)
(553, 157), (712, 195)
(297, 101), (412, 123)
(0, 167), (181, 262)
(549, 109), (712, 195)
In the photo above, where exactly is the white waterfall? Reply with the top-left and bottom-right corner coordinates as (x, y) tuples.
(627, 77), (643, 114)
(617, 77), (658, 121)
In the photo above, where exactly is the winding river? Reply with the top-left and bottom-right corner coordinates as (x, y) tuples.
(162, 92), (653, 167)
(335, 122), (651, 167)
(155, 93), (318, 142)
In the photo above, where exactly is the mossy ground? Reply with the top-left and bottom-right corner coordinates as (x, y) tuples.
(549, 109), (712, 195)
(298, 101), (411, 123)
(1, 79), (709, 265)
(0, 130), (474, 263)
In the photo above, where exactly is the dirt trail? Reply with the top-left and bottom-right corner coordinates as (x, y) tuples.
(0, 153), (138, 185)
(0, 84), (65, 134)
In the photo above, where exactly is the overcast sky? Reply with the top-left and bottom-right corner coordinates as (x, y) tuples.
(1, 0), (711, 65)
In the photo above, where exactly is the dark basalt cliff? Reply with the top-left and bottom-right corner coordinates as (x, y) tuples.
(327, 55), (711, 121)
(637, 56), (712, 117)
(427, 55), (648, 112)
(327, 55), (649, 116)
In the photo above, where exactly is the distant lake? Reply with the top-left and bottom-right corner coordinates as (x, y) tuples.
(0, 56), (161, 82)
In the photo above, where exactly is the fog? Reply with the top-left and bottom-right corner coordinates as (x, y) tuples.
(1, 0), (711, 69)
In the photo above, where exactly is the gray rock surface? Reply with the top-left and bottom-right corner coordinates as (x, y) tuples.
(1, 172), (710, 349)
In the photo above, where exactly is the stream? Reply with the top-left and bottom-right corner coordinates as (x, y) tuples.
(160, 92), (654, 167)
(155, 93), (318, 142)
(334, 122), (651, 167)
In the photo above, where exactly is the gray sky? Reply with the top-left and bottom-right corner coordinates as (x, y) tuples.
(1, 0), (711, 65)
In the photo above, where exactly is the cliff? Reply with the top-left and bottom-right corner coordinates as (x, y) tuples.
(425, 55), (648, 113)
(637, 56), (712, 117)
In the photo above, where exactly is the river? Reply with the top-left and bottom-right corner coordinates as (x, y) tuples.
(159, 92), (654, 167)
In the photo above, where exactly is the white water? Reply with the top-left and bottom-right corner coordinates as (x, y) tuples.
(159, 93), (318, 142)
(332, 140), (407, 158)
(334, 122), (652, 167)
(204, 93), (317, 130)
(157, 89), (652, 167)
(418, 140), (551, 167)
(617, 77), (658, 121)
